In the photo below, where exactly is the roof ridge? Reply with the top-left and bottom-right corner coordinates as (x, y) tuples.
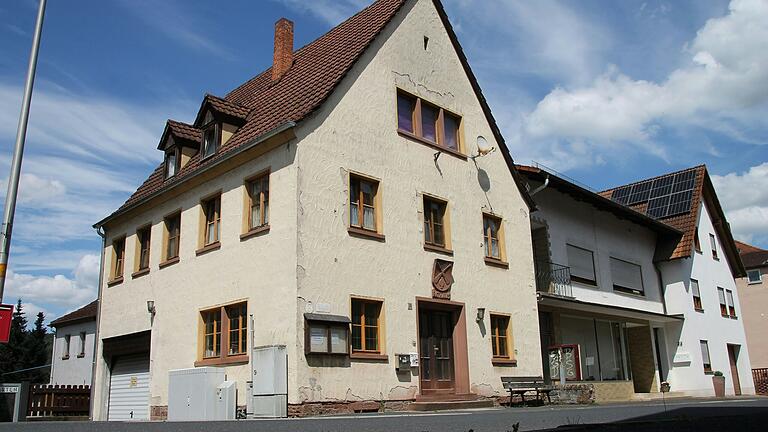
(601, 164), (705, 193)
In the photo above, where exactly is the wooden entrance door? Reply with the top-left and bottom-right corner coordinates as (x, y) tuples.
(419, 309), (455, 394)
(728, 344), (742, 396)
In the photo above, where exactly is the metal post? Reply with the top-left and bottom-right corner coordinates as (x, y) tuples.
(0, 0), (47, 302)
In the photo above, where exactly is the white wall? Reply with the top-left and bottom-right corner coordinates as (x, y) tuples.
(50, 321), (96, 386)
(531, 185), (666, 314)
(661, 201), (755, 396)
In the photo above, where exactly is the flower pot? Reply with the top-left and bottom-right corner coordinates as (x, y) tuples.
(712, 375), (726, 397)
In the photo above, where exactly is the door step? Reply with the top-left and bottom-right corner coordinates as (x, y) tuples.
(630, 391), (687, 401)
(408, 399), (494, 411)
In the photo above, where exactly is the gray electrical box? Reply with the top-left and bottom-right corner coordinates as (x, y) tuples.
(215, 381), (237, 420)
(168, 367), (226, 421)
(396, 354), (411, 371)
(249, 345), (287, 418)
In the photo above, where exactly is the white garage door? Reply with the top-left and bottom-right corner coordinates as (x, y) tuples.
(108, 354), (150, 421)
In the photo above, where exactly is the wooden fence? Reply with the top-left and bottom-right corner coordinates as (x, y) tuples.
(27, 384), (90, 418)
(754, 368), (768, 395)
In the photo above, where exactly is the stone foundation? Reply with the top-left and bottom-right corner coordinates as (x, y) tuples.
(288, 400), (395, 417)
(150, 405), (168, 421)
(550, 383), (595, 404)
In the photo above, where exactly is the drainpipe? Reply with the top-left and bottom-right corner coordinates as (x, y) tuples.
(529, 175), (550, 197)
(89, 224), (106, 420)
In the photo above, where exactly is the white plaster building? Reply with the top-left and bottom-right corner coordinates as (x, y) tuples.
(520, 164), (754, 400)
(49, 300), (97, 386)
(91, 0), (541, 420)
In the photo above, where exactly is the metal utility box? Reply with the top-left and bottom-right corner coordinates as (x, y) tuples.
(249, 345), (287, 418)
(396, 354), (410, 371)
(168, 367), (226, 421)
(215, 381), (237, 420)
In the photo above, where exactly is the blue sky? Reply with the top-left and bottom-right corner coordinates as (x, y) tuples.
(1, 0), (766, 321)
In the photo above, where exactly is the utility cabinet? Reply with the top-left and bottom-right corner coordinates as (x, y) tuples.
(168, 367), (226, 421)
(249, 345), (287, 418)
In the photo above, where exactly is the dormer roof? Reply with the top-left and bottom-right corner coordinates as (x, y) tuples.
(193, 94), (249, 127)
(157, 120), (202, 150)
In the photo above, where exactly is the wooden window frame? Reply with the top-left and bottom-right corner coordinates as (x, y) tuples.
(161, 211), (181, 266)
(710, 233), (719, 260)
(726, 289), (737, 318)
(483, 212), (508, 267)
(199, 194), (222, 253)
(244, 171), (270, 235)
(396, 89), (465, 158)
(350, 297), (385, 359)
(490, 313), (516, 365)
(195, 301), (248, 367)
(423, 195), (450, 250)
(717, 287), (728, 317)
(700, 340), (712, 373)
(109, 236), (125, 284)
(691, 279), (703, 312)
(164, 147), (179, 179)
(134, 225), (151, 276)
(348, 173), (384, 240)
(201, 121), (221, 160)
(305, 320), (350, 356)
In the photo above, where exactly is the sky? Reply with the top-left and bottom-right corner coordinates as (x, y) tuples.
(1, 0), (766, 322)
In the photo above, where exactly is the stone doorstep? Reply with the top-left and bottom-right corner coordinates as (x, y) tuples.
(630, 391), (688, 401)
(408, 398), (495, 411)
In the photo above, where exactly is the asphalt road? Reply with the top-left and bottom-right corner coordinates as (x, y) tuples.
(2, 397), (767, 432)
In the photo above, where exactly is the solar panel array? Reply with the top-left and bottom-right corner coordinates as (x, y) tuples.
(610, 169), (696, 219)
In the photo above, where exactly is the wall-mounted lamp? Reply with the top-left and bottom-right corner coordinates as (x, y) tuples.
(147, 300), (156, 315)
(476, 307), (485, 323)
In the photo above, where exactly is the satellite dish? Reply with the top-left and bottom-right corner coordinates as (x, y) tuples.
(476, 135), (493, 156)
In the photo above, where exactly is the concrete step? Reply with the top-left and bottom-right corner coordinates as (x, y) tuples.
(631, 391), (687, 401)
(408, 399), (494, 411)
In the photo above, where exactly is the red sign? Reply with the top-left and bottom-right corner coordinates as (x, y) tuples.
(0, 304), (14, 344)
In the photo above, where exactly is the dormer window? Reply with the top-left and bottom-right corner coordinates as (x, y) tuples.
(164, 148), (179, 179)
(201, 111), (220, 159)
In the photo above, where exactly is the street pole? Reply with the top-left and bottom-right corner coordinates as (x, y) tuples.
(0, 0), (47, 303)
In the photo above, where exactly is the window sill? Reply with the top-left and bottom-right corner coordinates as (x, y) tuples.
(747, 281), (762, 285)
(613, 286), (645, 297)
(350, 352), (389, 361)
(348, 226), (385, 242)
(721, 313), (730, 318)
(424, 244), (453, 256)
(492, 358), (518, 367)
(240, 225), (270, 241)
(730, 315), (738, 320)
(694, 308), (705, 313)
(704, 370), (714, 375)
(159, 256), (180, 269)
(62, 356), (69, 361)
(196, 241), (221, 256)
(713, 257), (720, 261)
(571, 276), (597, 286)
(305, 351), (350, 357)
(76, 354), (85, 359)
(131, 268), (150, 279)
(107, 276), (124, 287)
(397, 130), (467, 160)
(484, 257), (509, 269)
(194, 354), (248, 367)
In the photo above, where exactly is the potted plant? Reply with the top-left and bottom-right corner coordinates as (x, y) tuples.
(712, 371), (725, 397)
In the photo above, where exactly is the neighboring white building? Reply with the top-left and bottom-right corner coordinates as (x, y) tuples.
(520, 164), (754, 399)
(49, 300), (98, 386)
(91, 0), (540, 420)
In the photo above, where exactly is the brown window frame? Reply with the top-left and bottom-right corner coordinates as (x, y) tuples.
(110, 237), (125, 282)
(490, 314), (510, 358)
(717, 287), (728, 317)
(691, 279), (703, 311)
(483, 213), (506, 264)
(700, 340), (712, 373)
(136, 226), (151, 271)
(396, 90), (463, 156)
(423, 196), (448, 248)
(164, 147), (179, 179)
(726, 289), (737, 318)
(351, 298), (383, 354)
(201, 122), (221, 159)
(305, 320), (350, 356)
(163, 212), (181, 263)
(247, 173), (270, 231)
(710, 233), (718, 260)
(349, 174), (379, 233)
(203, 195), (221, 246)
(196, 301), (248, 366)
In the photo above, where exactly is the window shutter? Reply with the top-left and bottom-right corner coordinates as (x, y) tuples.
(566, 245), (595, 282)
(610, 258), (644, 293)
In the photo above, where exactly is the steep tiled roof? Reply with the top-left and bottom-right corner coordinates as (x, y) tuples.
(600, 166), (745, 277)
(167, 120), (201, 142)
(99, 0), (534, 223)
(50, 300), (98, 328)
(736, 241), (768, 269)
(194, 94), (250, 125)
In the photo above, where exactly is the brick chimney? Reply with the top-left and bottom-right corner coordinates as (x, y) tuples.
(272, 18), (294, 81)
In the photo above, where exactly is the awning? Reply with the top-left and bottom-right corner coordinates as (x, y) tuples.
(538, 293), (684, 324)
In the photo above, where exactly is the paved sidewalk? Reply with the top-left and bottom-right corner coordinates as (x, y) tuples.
(1, 396), (766, 432)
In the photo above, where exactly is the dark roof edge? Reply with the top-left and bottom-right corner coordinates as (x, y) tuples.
(49, 300), (98, 327)
(700, 170), (746, 278)
(94, 121), (296, 229)
(518, 165), (683, 238)
(432, 0), (536, 211)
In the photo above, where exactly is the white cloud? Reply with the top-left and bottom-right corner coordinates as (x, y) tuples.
(711, 162), (768, 243)
(269, 0), (372, 26)
(522, 0), (768, 170)
(4, 254), (100, 312)
(0, 173), (65, 206)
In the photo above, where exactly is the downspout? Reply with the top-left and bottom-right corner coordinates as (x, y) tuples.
(89, 224), (106, 420)
(529, 175), (549, 196)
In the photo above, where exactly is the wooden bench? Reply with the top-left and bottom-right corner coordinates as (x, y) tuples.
(501, 376), (554, 405)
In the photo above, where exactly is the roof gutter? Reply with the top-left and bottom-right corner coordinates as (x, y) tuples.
(94, 121), (296, 229)
(529, 175), (549, 196)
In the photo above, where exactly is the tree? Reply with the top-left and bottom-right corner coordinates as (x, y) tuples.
(0, 300), (50, 383)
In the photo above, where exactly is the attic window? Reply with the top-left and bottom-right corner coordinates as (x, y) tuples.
(201, 111), (220, 159)
(164, 148), (179, 179)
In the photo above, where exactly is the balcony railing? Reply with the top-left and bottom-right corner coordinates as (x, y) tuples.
(536, 261), (573, 298)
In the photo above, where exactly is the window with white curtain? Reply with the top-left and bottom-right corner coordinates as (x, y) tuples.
(610, 257), (644, 295)
(566, 244), (596, 285)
